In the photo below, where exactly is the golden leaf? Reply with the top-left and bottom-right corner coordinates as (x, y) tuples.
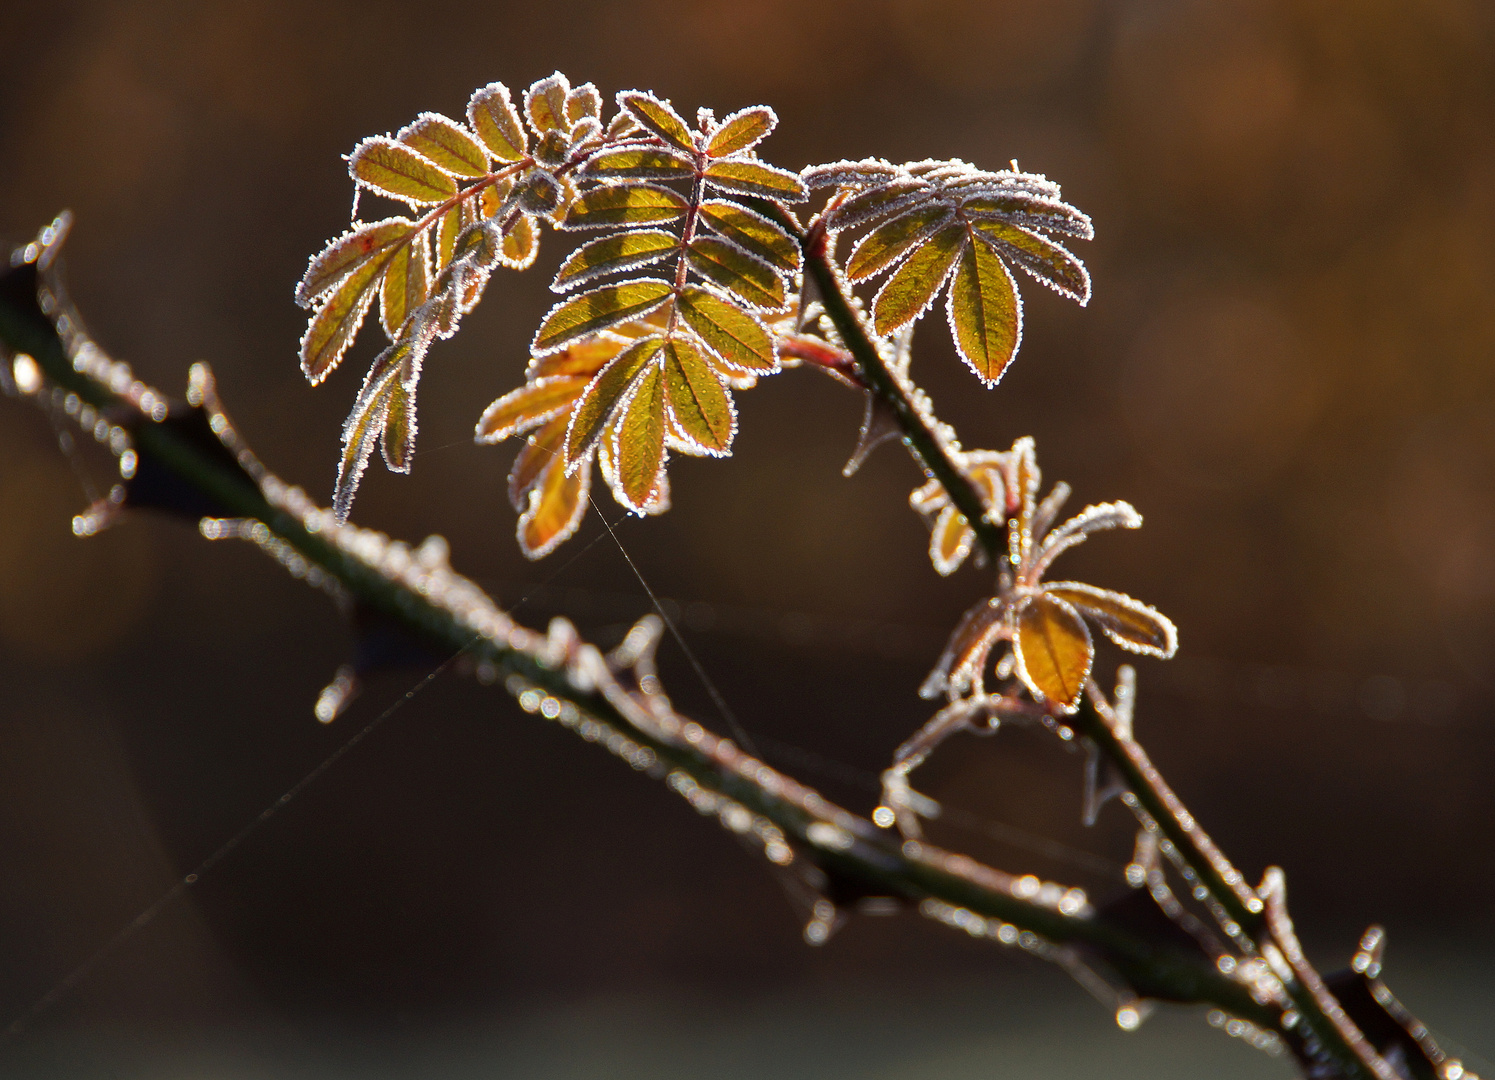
(697, 201), (800, 274)
(499, 214), (538, 270)
(686, 237), (786, 311)
(947, 231), (1020, 386)
(509, 415), (567, 511)
(930, 505), (973, 576)
(971, 219), (1089, 304)
(298, 218), (414, 308)
(397, 112), (489, 179)
(565, 336), (664, 466)
(566, 83), (602, 125)
(614, 360), (667, 510)
(552, 230), (680, 291)
(663, 337), (734, 455)
(379, 229), (429, 338)
(675, 286), (776, 372)
(533, 279), (674, 354)
(705, 106), (777, 157)
(529, 337), (624, 380)
(1043, 583), (1177, 658)
(617, 91), (697, 153)
(518, 431), (591, 559)
(581, 146), (695, 180)
(300, 257), (385, 384)
(701, 159), (808, 201)
(475, 376), (590, 443)
(871, 223), (966, 335)
(564, 184), (689, 229)
(380, 377), (416, 472)
(467, 82), (527, 162)
(349, 137), (458, 205)
(1013, 592), (1093, 711)
(334, 344), (408, 521)
(845, 205), (952, 282)
(525, 72), (570, 135)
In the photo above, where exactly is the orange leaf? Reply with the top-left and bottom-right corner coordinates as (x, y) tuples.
(1013, 592), (1093, 711)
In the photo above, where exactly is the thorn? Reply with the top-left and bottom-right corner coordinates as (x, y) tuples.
(842, 392), (901, 477)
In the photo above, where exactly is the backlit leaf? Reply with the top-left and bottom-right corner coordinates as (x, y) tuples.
(380, 229), (429, 338)
(825, 179), (927, 230)
(872, 224), (966, 335)
(533, 278), (673, 354)
(552, 230), (679, 291)
(334, 343), (407, 521)
(566, 83), (602, 125)
(930, 505), (973, 576)
(947, 232), (1020, 385)
(349, 137), (458, 205)
(565, 184), (689, 228)
(300, 256), (385, 384)
(529, 336), (625, 379)
(615, 361), (667, 510)
(397, 112), (489, 178)
(1014, 592), (1093, 711)
(435, 201), (464, 271)
(802, 157), (900, 189)
(1043, 583), (1177, 659)
(698, 201), (799, 273)
(298, 218), (414, 307)
(519, 442), (590, 559)
(846, 205), (953, 281)
(525, 72), (570, 134)
(467, 82), (527, 162)
(676, 286), (777, 372)
(499, 214), (539, 270)
(476, 375), (590, 443)
(687, 237), (785, 310)
(565, 336), (664, 466)
(920, 597), (1004, 699)
(706, 106), (776, 156)
(509, 415), (567, 510)
(581, 146), (695, 180)
(664, 337), (734, 454)
(972, 219), (1089, 304)
(381, 377), (416, 472)
(962, 194), (1094, 240)
(702, 159), (808, 201)
(617, 91), (697, 153)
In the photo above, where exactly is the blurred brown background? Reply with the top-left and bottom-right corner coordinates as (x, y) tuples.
(1, 0), (1492, 1076)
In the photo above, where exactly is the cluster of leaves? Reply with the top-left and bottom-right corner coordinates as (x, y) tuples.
(804, 157), (1093, 386)
(917, 438), (1176, 711)
(296, 72), (809, 538)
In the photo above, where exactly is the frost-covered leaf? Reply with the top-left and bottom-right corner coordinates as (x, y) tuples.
(614, 360), (667, 510)
(467, 82), (527, 162)
(971, 219), (1089, 304)
(963, 194), (1094, 241)
(921, 597), (1004, 699)
(513, 417), (590, 559)
(1014, 592), (1092, 711)
(698, 201), (799, 274)
(509, 415), (567, 510)
(349, 137), (458, 205)
(298, 218), (414, 308)
(664, 337), (734, 454)
(846, 205), (952, 282)
(435, 201), (465, 272)
(947, 233), (1020, 385)
(566, 83), (602, 125)
(552, 230), (679, 291)
(706, 106), (776, 157)
(529, 336), (623, 380)
(334, 343), (408, 521)
(871, 224), (966, 335)
(802, 158), (900, 189)
(618, 91), (697, 153)
(525, 72), (570, 134)
(1043, 583), (1177, 659)
(533, 278), (674, 354)
(687, 236), (785, 310)
(475, 375), (590, 443)
(380, 229), (429, 338)
(381, 377), (416, 472)
(565, 335), (664, 466)
(397, 113), (489, 178)
(702, 159), (807, 201)
(581, 146), (695, 180)
(300, 256), (386, 384)
(1033, 500), (1143, 577)
(499, 214), (539, 270)
(825, 179), (927, 231)
(676, 286), (776, 372)
(564, 183), (690, 229)
(930, 505), (973, 576)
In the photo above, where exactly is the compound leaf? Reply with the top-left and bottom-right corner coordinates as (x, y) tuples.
(664, 337), (734, 454)
(687, 236), (785, 311)
(871, 223), (966, 335)
(533, 278), (673, 354)
(1014, 592), (1092, 711)
(698, 200), (799, 273)
(846, 205), (953, 281)
(706, 106), (776, 157)
(349, 137), (458, 204)
(948, 233), (1021, 385)
(565, 335), (664, 466)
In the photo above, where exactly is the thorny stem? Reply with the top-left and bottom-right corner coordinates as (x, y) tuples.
(0, 224), (1290, 1044)
(759, 200), (1401, 1080)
